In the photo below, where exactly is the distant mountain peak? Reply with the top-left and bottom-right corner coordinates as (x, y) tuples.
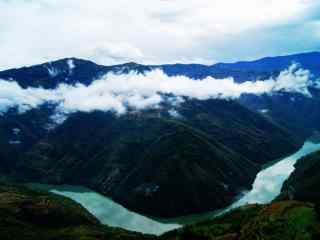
(0, 51), (319, 89)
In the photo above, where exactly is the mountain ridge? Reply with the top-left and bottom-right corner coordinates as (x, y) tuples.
(1, 51), (320, 89)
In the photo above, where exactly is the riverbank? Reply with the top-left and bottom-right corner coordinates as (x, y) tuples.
(26, 141), (320, 235)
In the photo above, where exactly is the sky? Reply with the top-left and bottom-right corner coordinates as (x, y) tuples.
(1, 0), (320, 70)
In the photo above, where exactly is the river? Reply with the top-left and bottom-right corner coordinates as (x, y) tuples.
(28, 183), (180, 235)
(222, 140), (320, 212)
(28, 140), (320, 235)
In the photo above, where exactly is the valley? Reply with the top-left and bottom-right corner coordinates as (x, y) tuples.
(1, 52), (320, 239)
(24, 139), (320, 235)
(2, 2), (320, 238)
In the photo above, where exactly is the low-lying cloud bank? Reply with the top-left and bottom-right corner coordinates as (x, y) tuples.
(0, 64), (318, 116)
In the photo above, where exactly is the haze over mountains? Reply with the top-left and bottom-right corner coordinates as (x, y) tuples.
(0, 52), (319, 217)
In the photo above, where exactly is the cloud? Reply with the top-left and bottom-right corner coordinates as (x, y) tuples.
(0, 80), (56, 114)
(0, 64), (318, 117)
(271, 64), (313, 96)
(0, 0), (319, 69)
(90, 43), (144, 65)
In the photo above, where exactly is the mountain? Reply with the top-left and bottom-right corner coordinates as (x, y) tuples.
(1, 52), (320, 139)
(164, 52), (320, 139)
(1, 52), (320, 217)
(1, 98), (301, 217)
(1, 52), (320, 88)
(0, 52), (317, 137)
(158, 52), (320, 82)
(238, 91), (320, 138)
(282, 150), (320, 202)
(0, 58), (151, 89)
(167, 52), (320, 138)
(215, 52), (320, 76)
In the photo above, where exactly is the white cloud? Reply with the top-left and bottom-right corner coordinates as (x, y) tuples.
(168, 109), (182, 118)
(0, 0), (319, 69)
(271, 64), (312, 96)
(0, 65), (317, 117)
(0, 80), (57, 114)
(90, 43), (144, 65)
